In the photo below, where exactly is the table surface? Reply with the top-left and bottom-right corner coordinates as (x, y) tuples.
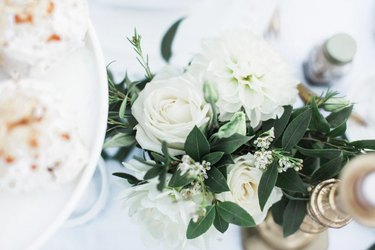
(43, 0), (375, 249)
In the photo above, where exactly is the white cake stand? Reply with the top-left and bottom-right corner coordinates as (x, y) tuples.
(0, 22), (108, 250)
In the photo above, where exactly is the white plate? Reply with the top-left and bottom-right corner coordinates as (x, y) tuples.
(0, 23), (108, 250)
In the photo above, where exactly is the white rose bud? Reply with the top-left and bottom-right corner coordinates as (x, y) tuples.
(131, 67), (211, 156)
(203, 81), (219, 104)
(323, 97), (352, 112)
(215, 111), (246, 139)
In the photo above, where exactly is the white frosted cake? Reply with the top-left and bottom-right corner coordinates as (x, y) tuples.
(0, 0), (89, 77)
(0, 79), (89, 191)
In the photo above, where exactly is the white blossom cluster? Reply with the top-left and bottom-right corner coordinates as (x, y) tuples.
(278, 157), (303, 173)
(254, 128), (275, 149)
(254, 128), (275, 170)
(179, 155), (211, 179)
(254, 150), (273, 170)
(180, 182), (202, 200)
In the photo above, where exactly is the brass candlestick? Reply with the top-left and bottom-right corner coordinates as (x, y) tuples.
(243, 153), (375, 250)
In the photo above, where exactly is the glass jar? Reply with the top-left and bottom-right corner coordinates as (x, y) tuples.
(304, 33), (357, 86)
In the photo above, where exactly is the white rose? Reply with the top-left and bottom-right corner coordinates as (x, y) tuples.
(121, 160), (212, 250)
(189, 30), (298, 128)
(218, 153), (282, 224)
(132, 67), (211, 156)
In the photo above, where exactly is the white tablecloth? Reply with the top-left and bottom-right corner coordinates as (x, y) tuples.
(43, 0), (375, 249)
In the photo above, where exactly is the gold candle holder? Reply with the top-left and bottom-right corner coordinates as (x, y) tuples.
(243, 153), (375, 250)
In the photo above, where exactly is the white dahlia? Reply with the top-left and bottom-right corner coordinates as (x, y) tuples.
(189, 30), (298, 128)
(121, 160), (212, 250)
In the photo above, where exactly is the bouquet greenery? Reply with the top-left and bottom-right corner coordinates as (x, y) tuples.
(105, 29), (375, 249)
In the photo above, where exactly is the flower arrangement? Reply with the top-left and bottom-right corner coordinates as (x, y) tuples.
(105, 29), (375, 249)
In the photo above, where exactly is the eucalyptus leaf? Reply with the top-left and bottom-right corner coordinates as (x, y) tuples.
(258, 161), (279, 211)
(311, 154), (343, 183)
(185, 126), (210, 161)
(186, 205), (215, 239)
(205, 168), (230, 193)
(276, 169), (307, 193)
(161, 18), (184, 62)
(282, 108), (312, 151)
(216, 202), (256, 227)
(211, 134), (250, 154)
(282, 200), (307, 237)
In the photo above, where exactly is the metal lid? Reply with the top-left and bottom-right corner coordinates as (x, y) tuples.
(323, 33), (357, 65)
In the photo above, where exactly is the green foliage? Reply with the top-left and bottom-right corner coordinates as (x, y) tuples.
(205, 168), (230, 193)
(282, 108), (312, 151)
(276, 169), (307, 194)
(258, 161), (279, 211)
(185, 126), (210, 161)
(216, 202), (256, 227)
(186, 206), (215, 239)
(214, 209), (229, 233)
(282, 200), (307, 237)
(161, 18), (184, 63)
(113, 173), (142, 185)
(211, 134), (250, 154)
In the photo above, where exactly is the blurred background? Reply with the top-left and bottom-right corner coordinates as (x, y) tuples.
(43, 0), (375, 249)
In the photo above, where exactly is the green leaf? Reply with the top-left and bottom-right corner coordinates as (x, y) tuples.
(205, 168), (230, 193)
(161, 18), (184, 63)
(216, 202), (256, 227)
(276, 169), (307, 193)
(157, 142), (170, 191)
(215, 154), (235, 168)
(185, 126), (210, 161)
(186, 205), (215, 239)
(351, 140), (375, 150)
(296, 146), (342, 159)
(211, 134), (250, 154)
(150, 152), (165, 163)
(274, 106), (293, 141)
(214, 208), (229, 233)
(282, 109), (312, 151)
(168, 170), (192, 187)
(283, 200), (307, 237)
(326, 105), (353, 127)
(202, 152), (225, 165)
(258, 161), (279, 211)
(327, 122), (347, 137)
(271, 196), (289, 226)
(310, 97), (331, 133)
(119, 97), (128, 119)
(113, 172), (140, 185)
(311, 154), (343, 183)
(143, 167), (163, 180)
(104, 133), (135, 148)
